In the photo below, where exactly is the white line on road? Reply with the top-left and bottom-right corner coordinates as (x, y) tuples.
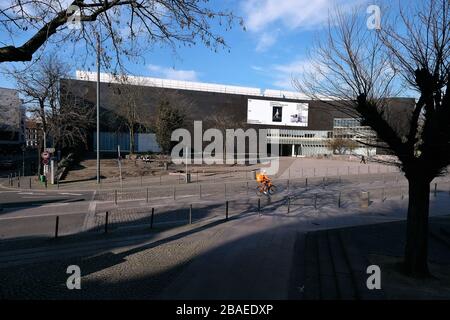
(59, 192), (83, 196)
(31, 202), (71, 207)
(0, 211), (86, 221)
(18, 192), (47, 196)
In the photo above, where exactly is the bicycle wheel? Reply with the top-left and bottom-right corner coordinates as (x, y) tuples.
(256, 186), (264, 196)
(268, 185), (277, 195)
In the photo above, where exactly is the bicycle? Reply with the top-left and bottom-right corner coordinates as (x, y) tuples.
(256, 180), (277, 196)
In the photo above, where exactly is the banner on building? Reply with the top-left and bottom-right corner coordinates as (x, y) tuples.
(247, 99), (309, 127)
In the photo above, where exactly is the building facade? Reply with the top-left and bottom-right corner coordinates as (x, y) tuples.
(0, 87), (25, 154)
(61, 71), (414, 157)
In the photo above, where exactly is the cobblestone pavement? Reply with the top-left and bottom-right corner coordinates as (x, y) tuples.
(1, 193), (450, 299)
(0, 219), (229, 299)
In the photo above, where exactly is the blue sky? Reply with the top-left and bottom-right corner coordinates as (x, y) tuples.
(0, 0), (400, 92)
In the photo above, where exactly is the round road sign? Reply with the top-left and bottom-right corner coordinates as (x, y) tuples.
(41, 151), (50, 159)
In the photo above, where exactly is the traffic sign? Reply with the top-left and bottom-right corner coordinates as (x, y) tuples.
(41, 151), (50, 159)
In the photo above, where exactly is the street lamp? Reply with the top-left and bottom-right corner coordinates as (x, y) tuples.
(21, 144), (25, 177)
(96, 32), (101, 184)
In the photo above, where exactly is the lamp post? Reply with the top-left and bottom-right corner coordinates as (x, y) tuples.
(96, 32), (101, 184)
(21, 145), (25, 177)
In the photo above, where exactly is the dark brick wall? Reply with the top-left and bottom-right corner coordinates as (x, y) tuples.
(61, 78), (354, 132)
(60, 78), (415, 146)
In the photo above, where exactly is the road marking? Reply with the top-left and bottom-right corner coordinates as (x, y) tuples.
(59, 192), (83, 196)
(0, 211), (85, 221)
(31, 203), (71, 207)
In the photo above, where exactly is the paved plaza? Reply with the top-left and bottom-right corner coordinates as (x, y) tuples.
(1, 158), (450, 299)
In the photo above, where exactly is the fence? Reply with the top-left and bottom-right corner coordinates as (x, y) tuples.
(2, 177), (450, 241)
(0, 162), (403, 191)
(92, 172), (450, 203)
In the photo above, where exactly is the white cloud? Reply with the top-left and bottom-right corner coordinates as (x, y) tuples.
(244, 0), (358, 32)
(255, 31), (278, 52)
(273, 59), (317, 75)
(147, 64), (199, 81)
(252, 58), (321, 90)
(243, 0), (363, 51)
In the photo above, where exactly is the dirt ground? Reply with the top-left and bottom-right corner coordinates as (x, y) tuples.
(64, 158), (269, 182)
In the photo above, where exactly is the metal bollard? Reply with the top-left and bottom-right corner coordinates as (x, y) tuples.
(150, 208), (154, 229)
(338, 192), (341, 208)
(146, 188), (149, 203)
(225, 201), (229, 220)
(104, 211), (109, 233)
(314, 194), (317, 209)
(199, 184), (202, 199)
(29, 177), (32, 189)
(287, 197), (291, 214)
(305, 178), (308, 189)
(114, 190), (117, 205)
(258, 198), (261, 214)
(54, 216), (59, 239)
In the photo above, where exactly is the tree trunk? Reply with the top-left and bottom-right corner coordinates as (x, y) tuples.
(129, 127), (135, 155)
(403, 177), (430, 277)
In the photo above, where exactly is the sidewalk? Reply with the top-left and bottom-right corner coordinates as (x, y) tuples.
(1, 193), (449, 299)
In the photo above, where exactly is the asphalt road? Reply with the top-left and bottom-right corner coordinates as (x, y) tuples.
(0, 187), (94, 239)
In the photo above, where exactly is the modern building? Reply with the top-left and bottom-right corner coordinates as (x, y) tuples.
(24, 118), (42, 148)
(0, 87), (25, 154)
(61, 71), (415, 157)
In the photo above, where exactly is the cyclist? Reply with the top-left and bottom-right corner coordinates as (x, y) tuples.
(256, 170), (272, 194)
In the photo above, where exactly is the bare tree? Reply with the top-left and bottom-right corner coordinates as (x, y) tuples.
(296, 1), (449, 276)
(154, 91), (188, 154)
(206, 108), (248, 160)
(7, 53), (94, 172)
(112, 75), (152, 155)
(326, 138), (359, 155)
(0, 0), (243, 64)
